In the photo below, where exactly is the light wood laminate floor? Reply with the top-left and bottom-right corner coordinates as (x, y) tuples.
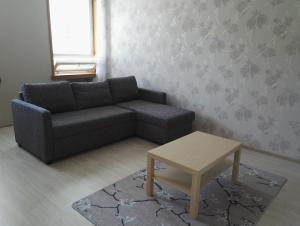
(0, 126), (299, 226)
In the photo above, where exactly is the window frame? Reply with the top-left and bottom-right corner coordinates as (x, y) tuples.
(47, 0), (97, 80)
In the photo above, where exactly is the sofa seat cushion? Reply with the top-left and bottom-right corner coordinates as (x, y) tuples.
(22, 82), (76, 113)
(71, 81), (112, 109)
(117, 100), (195, 128)
(52, 106), (135, 138)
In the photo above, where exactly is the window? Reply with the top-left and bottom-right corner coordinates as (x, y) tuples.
(48, 0), (96, 79)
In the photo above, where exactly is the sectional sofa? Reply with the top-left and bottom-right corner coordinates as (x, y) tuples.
(11, 76), (195, 163)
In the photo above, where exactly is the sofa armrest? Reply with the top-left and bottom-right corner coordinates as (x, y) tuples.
(138, 88), (167, 104)
(11, 99), (54, 163)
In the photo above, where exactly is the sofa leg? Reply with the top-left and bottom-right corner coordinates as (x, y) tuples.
(45, 160), (53, 165)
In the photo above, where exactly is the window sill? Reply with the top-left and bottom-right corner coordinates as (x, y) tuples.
(52, 72), (96, 80)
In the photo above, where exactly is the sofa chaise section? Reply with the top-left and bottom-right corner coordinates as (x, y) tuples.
(117, 100), (195, 144)
(107, 77), (195, 144)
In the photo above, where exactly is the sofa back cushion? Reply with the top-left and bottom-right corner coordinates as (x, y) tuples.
(71, 81), (112, 109)
(107, 76), (139, 103)
(22, 82), (76, 113)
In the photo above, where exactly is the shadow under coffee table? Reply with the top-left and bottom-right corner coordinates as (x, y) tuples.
(146, 131), (241, 219)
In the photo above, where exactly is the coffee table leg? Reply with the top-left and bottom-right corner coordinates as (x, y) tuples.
(190, 173), (201, 219)
(146, 155), (154, 196)
(232, 149), (241, 183)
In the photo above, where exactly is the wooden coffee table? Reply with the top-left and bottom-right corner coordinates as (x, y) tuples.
(146, 131), (241, 219)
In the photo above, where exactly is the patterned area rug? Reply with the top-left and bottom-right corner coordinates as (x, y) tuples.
(73, 163), (287, 226)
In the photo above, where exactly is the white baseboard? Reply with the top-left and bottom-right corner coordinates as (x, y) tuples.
(0, 124), (13, 129)
(242, 145), (300, 164)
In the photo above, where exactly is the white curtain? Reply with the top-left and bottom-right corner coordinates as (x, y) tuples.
(95, 0), (107, 81)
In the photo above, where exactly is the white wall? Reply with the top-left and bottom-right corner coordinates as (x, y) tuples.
(108, 0), (300, 160)
(0, 0), (52, 127)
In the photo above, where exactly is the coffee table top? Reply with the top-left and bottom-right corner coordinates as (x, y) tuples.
(148, 131), (241, 174)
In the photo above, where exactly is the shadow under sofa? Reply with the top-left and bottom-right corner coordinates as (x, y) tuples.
(11, 76), (195, 164)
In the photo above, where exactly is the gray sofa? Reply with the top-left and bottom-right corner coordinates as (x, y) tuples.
(11, 76), (195, 163)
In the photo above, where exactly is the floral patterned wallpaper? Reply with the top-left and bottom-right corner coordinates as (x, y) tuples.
(107, 0), (300, 160)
